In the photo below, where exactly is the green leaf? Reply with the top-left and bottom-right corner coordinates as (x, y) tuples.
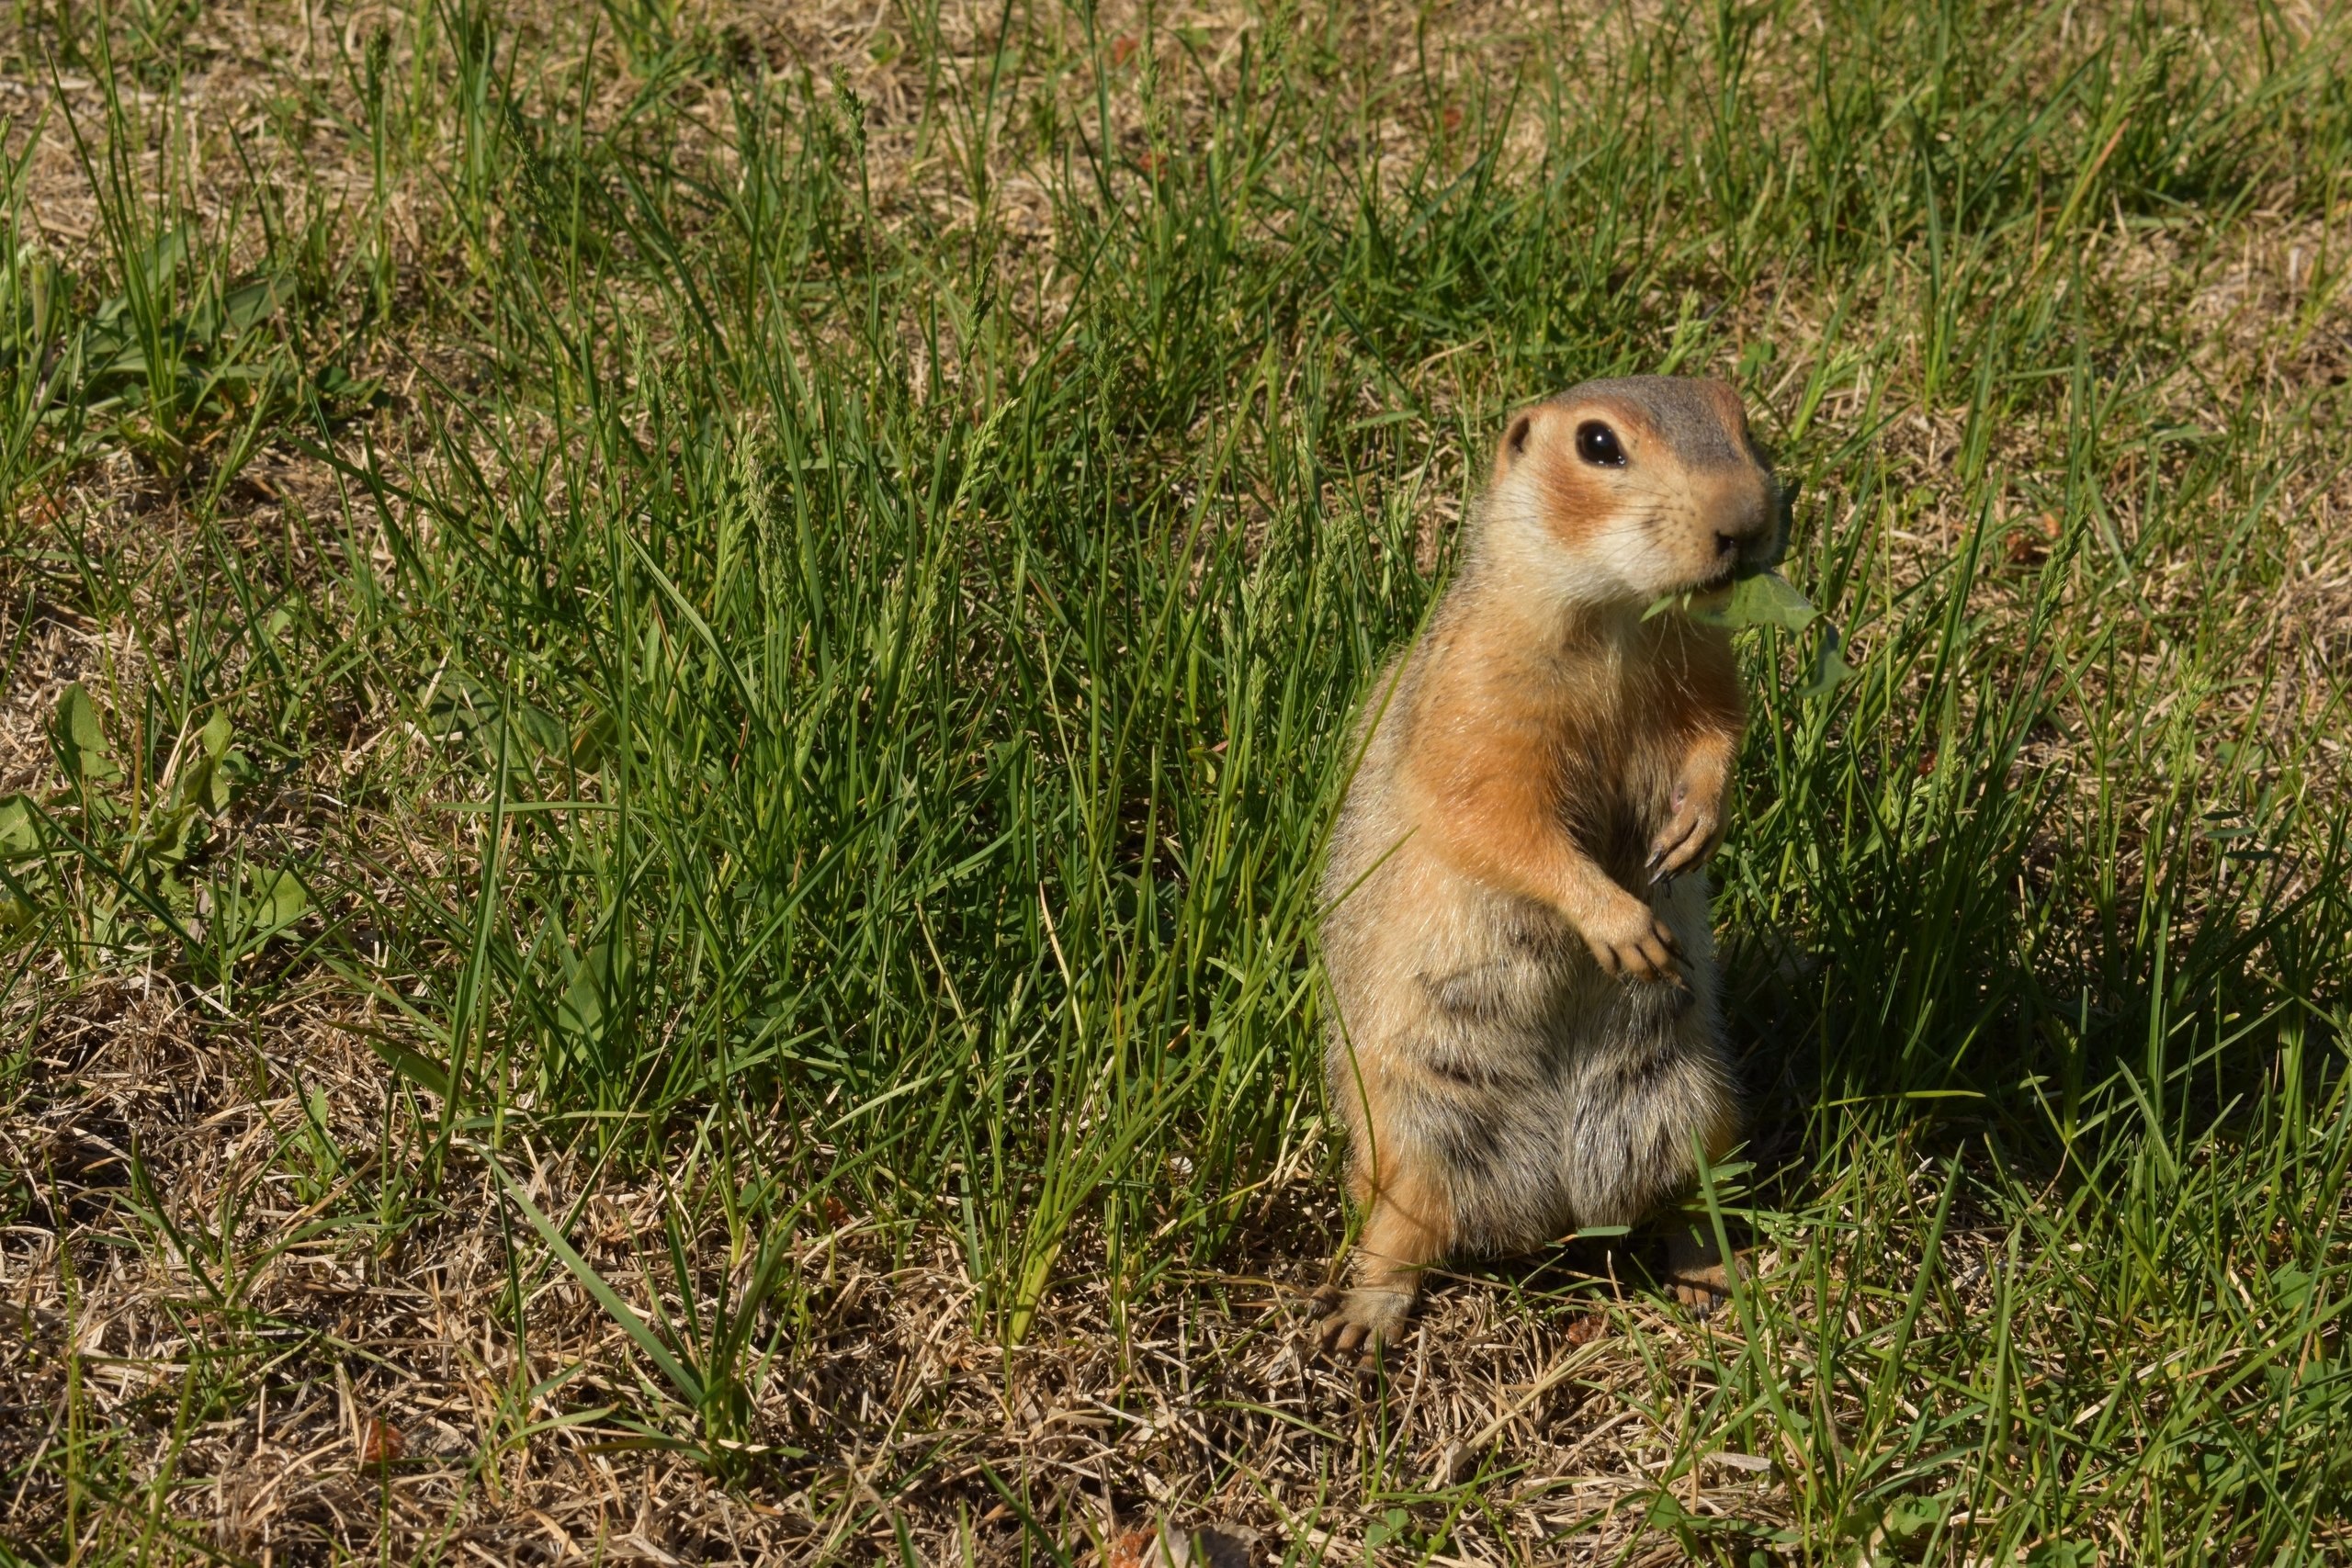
(216, 864), (310, 954)
(570, 707), (618, 773)
(313, 363), (388, 412)
(1649, 571), (1852, 704)
(245, 867), (309, 932)
(131, 230), (189, 299)
(1687, 570), (1821, 632)
(137, 801), (206, 869)
(2273, 1265), (2315, 1314)
(166, 756), (213, 818)
(1796, 626), (1856, 702)
(556, 939), (614, 1047)
(508, 702), (569, 760)
(1363, 1506), (1411, 1547)
(0, 795), (40, 859)
(2024, 1543), (2095, 1568)
(53, 683), (120, 784)
(173, 712), (236, 815)
(342, 1023), (454, 1099)
(1880, 1494), (1949, 1546)
(219, 276), (286, 337)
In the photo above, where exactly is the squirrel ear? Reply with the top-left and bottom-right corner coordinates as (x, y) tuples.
(1499, 410), (1537, 468)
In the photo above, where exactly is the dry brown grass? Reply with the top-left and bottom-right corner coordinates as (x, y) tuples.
(3, 0), (2349, 1562)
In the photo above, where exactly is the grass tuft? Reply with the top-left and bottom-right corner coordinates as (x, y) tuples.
(1, 0), (2348, 1562)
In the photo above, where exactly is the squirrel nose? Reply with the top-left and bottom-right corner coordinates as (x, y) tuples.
(1708, 472), (1777, 548)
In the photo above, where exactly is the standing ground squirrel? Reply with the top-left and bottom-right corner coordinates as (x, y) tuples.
(1314, 376), (1782, 1358)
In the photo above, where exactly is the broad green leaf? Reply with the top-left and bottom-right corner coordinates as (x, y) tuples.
(340, 1021), (454, 1099)
(172, 713), (236, 815)
(245, 867), (309, 932)
(1880, 1494), (1951, 1546)
(219, 276), (286, 337)
(53, 683), (120, 784)
(313, 363), (387, 411)
(131, 230), (189, 299)
(1796, 626), (1856, 702)
(0, 795), (39, 858)
(60, 682), (104, 752)
(24, 255), (65, 344)
(2024, 1545), (2095, 1568)
(1651, 572), (1852, 704)
(557, 940), (615, 1046)
(368, 1033), (454, 1099)
(1687, 570), (1821, 631)
(138, 801), (205, 867)
(167, 754), (211, 812)
(509, 702), (569, 760)
(570, 707), (618, 773)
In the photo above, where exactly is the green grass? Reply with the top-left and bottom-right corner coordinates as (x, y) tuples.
(2, 0), (2349, 1562)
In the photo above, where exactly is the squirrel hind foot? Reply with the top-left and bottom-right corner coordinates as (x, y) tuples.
(1658, 1226), (1739, 1318)
(1668, 1277), (1728, 1317)
(1309, 1283), (1417, 1363)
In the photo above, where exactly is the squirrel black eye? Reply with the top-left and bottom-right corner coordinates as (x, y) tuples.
(1577, 421), (1625, 467)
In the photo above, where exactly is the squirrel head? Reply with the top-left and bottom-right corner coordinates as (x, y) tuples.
(1484, 376), (1782, 609)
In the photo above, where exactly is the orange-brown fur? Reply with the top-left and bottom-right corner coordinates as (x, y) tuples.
(1314, 377), (1780, 1358)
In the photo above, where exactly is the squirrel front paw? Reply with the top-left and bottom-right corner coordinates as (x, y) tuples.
(1576, 891), (1685, 983)
(1647, 775), (1724, 884)
(1310, 1284), (1416, 1361)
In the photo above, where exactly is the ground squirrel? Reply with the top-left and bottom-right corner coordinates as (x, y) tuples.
(1314, 376), (1781, 1358)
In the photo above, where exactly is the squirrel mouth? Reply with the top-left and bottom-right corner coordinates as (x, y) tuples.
(1677, 575), (1739, 616)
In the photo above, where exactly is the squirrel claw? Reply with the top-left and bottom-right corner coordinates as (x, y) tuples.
(1310, 1285), (1413, 1364)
